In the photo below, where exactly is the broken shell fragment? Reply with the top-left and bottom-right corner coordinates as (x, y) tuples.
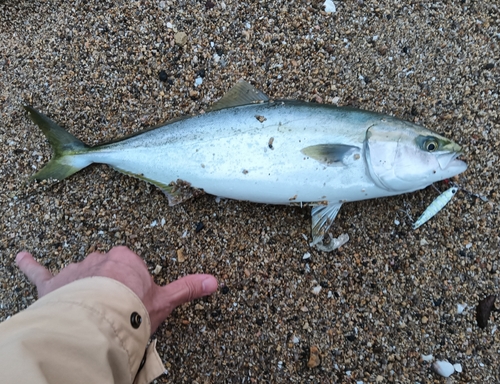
(457, 303), (467, 314)
(421, 354), (434, 362)
(312, 286), (322, 295)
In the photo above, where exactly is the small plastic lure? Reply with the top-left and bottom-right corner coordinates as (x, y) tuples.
(413, 186), (458, 229)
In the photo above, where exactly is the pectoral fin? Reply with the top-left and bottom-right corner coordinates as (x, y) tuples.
(310, 203), (350, 252)
(208, 80), (270, 112)
(301, 144), (361, 166)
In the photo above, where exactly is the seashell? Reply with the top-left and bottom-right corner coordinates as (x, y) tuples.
(432, 360), (455, 377)
(453, 363), (463, 373)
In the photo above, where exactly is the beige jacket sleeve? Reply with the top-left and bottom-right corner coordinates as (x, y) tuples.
(0, 277), (166, 384)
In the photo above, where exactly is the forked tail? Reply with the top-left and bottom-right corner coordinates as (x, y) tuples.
(25, 106), (91, 181)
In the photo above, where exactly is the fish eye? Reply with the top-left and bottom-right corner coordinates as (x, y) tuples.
(424, 139), (438, 152)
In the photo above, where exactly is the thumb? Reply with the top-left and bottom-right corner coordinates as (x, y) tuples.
(160, 274), (218, 310)
(16, 252), (53, 293)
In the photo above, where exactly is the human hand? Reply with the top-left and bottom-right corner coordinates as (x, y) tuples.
(15, 246), (218, 334)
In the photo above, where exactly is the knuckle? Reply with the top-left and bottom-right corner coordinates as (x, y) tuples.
(184, 280), (199, 302)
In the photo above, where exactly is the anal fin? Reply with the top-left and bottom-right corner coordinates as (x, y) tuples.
(310, 203), (349, 252)
(111, 167), (204, 206)
(161, 179), (205, 206)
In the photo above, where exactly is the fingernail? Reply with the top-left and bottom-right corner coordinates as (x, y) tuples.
(15, 252), (28, 264)
(201, 276), (218, 294)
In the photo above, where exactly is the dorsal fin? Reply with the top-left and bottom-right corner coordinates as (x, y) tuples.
(208, 80), (269, 112)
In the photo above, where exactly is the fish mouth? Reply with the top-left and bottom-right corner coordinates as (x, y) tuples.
(439, 154), (468, 176)
(437, 152), (466, 170)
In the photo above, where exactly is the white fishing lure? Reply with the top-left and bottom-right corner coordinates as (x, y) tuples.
(413, 186), (458, 229)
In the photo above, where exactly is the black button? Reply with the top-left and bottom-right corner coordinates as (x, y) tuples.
(130, 312), (142, 329)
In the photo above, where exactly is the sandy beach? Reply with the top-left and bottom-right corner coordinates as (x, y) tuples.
(1, 1), (499, 382)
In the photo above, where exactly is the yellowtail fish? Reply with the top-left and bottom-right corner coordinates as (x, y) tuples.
(25, 81), (467, 251)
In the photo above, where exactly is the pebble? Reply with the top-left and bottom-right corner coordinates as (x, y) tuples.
(174, 32), (188, 46)
(307, 346), (321, 368)
(176, 248), (186, 263)
(477, 295), (496, 329)
(432, 361), (455, 378)
(205, 1), (215, 10)
(323, 0), (336, 13)
(158, 71), (168, 82)
(195, 221), (204, 232)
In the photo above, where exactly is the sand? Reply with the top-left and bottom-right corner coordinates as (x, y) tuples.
(1, 0), (499, 382)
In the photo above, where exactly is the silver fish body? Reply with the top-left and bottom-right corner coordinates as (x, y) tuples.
(89, 102), (439, 203)
(25, 81), (467, 250)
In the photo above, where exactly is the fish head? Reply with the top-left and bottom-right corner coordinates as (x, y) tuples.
(364, 118), (467, 192)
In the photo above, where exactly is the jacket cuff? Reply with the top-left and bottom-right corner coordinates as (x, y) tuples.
(134, 339), (167, 384)
(29, 276), (165, 382)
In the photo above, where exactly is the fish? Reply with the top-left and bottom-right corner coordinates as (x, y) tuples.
(412, 186), (458, 229)
(25, 81), (467, 251)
